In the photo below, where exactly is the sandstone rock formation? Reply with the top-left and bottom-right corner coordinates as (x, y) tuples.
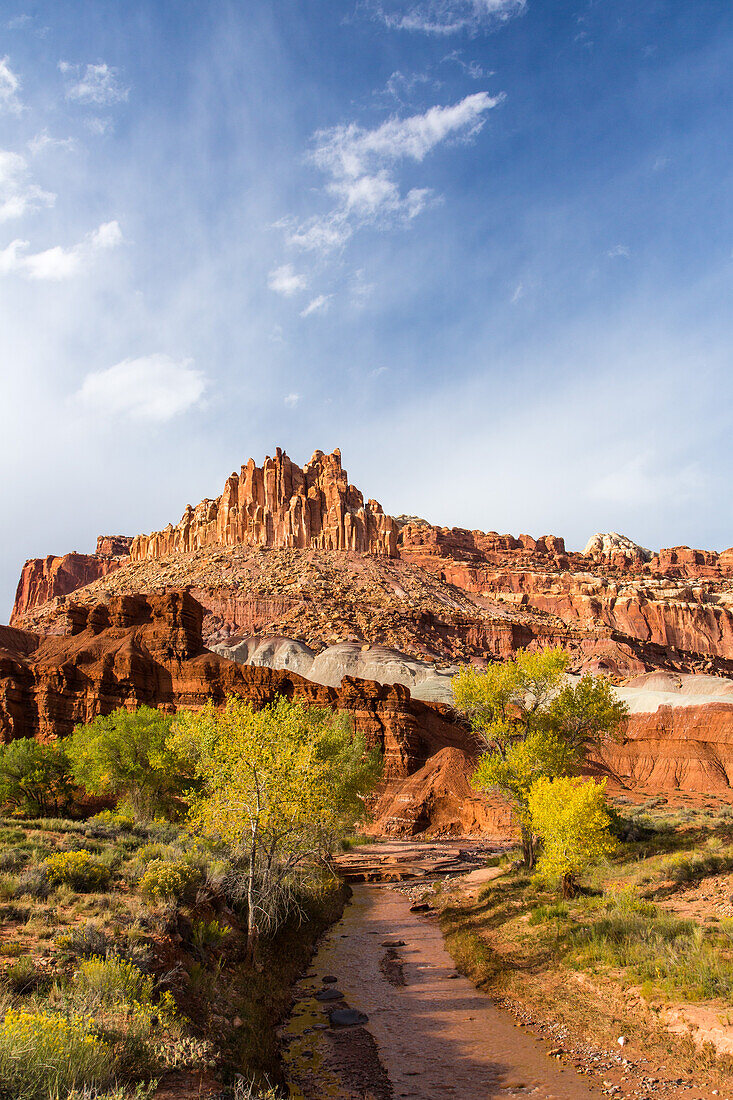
(130, 448), (397, 561)
(0, 590), (495, 834)
(583, 532), (652, 563)
(12, 537), (132, 624)
(12, 448), (733, 685)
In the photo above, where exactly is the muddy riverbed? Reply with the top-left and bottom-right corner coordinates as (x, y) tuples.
(280, 884), (597, 1099)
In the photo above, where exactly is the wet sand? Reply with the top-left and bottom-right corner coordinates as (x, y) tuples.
(281, 884), (597, 1099)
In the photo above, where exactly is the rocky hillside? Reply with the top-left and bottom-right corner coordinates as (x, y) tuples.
(11, 446), (733, 680)
(7, 445), (733, 825)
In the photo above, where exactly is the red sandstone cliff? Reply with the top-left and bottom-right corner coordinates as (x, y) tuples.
(12, 537), (132, 625)
(0, 590), (501, 835)
(130, 448), (397, 561)
(9, 448), (733, 681)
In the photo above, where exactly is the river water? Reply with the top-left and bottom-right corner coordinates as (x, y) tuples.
(281, 884), (597, 1100)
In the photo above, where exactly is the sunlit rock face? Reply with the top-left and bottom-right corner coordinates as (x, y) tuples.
(130, 448), (398, 561)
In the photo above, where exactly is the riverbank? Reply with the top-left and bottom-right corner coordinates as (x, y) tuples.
(437, 833), (733, 1099)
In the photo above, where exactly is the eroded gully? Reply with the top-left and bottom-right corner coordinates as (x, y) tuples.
(280, 882), (597, 1100)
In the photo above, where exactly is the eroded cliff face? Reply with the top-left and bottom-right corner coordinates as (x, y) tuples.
(0, 590), (501, 835)
(398, 524), (733, 671)
(130, 448), (397, 561)
(11, 538), (132, 624)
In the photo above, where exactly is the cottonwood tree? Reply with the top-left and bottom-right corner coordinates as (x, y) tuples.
(452, 649), (626, 867)
(169, 696), (381, 957)
(67, 706), (184, 820)
(0, 738), (74, 817)
(528, 775), (615, 897)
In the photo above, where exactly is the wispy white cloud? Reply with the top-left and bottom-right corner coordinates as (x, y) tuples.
(0, 56), (23, 114)
(607, 244), (630, 258)
(5, 13), (47, 36)
(284, 392), (301, 407)
(378, 69), (437, 106)
(28, 130), (76, 155)
(0, 148), (55, 221)
(268, 263), (307, 296)
(350, 268), (375, 307)
(5, 15), (32, 31)
(510, 281), (524, 303)
(85, 116), (113, 136)
(281, 91), (501, 255)
(75, 354), (206, 422)
(367, 0), (526, 36)
(59, 61), (129, 106)
(300, 294), (332, 317)
(442, 50), (491, 77)
(0, 219), (123, 280)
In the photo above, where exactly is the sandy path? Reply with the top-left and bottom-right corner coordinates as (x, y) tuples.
(281, 884), (596, 1099)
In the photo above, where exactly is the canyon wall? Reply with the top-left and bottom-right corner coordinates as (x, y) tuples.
(130, 448), (398, 561)
(12, 537), (132, 624)
(0, 590), (504, 834)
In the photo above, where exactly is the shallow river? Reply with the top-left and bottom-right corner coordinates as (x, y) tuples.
(281, 884), (596, 1100)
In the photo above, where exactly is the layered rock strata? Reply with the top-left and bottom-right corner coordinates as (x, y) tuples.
(130, 448), (397, 562)
(12, 537), (132, 624)
(9, 447), (733, 687)
(0, 590), (503, 834)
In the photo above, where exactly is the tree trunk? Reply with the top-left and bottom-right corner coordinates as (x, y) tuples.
(562, 872), (577, 899)
(246, 838), (258, 960)
(521, 827), (535, 870)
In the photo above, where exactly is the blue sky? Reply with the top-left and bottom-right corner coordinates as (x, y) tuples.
(1, 0), (731, 617)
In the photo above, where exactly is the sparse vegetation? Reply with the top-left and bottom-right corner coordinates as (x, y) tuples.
(0, 697), (373, 1095)
(439, 799), (733, 1087)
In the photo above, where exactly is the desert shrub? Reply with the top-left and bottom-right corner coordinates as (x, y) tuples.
(14, 865), (50, 900)
(57, 924), (152, 973)
(192, 918), (231, 954)
(0, 848), (30, 872)
(2, 957), (39, 995)
(0, 739), (75, 818)
(138, 859), (198, 903)
(56, 923), (111, 962)
(153, 1033), (217, 1071)
(73, 957), (154, 1011)
(0, 1007), (114, 1099)
(71, 956), (176, 1030)
(87, 810), (135, 834)
(0, 874), (18, 902)
(43, 851), (111, 892)
(141, 820), (182, 844)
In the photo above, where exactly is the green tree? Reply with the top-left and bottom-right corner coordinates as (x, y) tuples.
(66, 706), (184, 820)
(452, 649), (627, 867)
(452, 648), (570, 756)
(0, 738), (74, 817)
(472, 730), (576, 867)
(169, 696), (381, 956)
(528, 775), (615, 897)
